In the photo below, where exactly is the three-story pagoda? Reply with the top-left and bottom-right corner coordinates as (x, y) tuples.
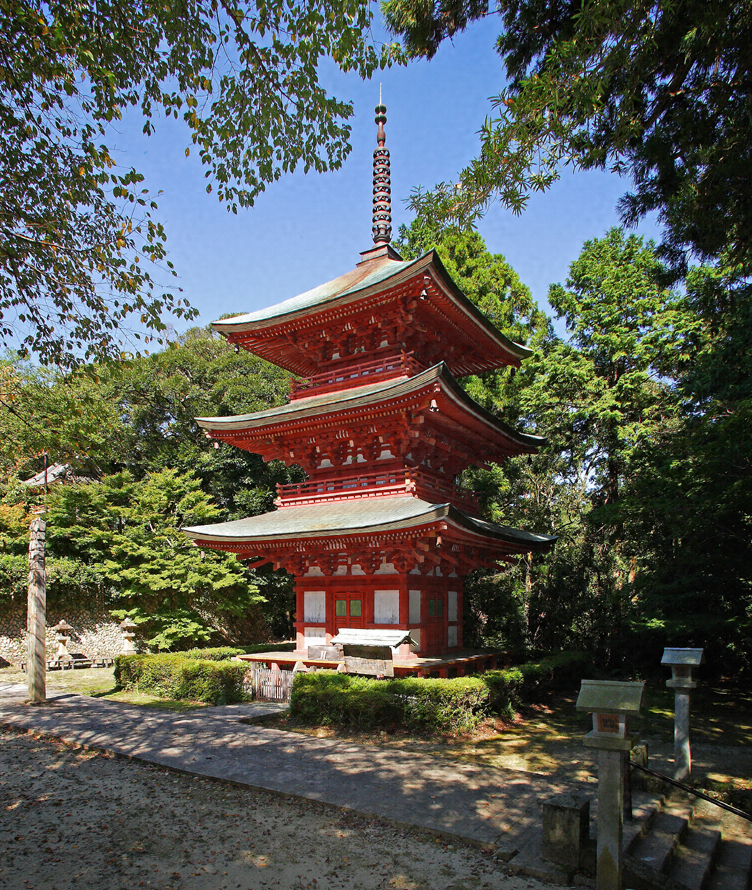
(184, 105), (555, 660)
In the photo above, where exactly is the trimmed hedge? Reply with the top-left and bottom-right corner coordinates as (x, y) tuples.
(290, 673), (492, 733)
(115, 654), (247, 704)
(243, 641), (296, 655)
(179, 647), (246, 661)
(289, 651), (592, 733)
(175, 641), (296, 661)
(483, 651), (593, 716)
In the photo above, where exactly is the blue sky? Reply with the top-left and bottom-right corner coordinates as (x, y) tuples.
(111, 13), (660, 340)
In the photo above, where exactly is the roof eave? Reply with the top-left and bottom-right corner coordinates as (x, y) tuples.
(194, 361), (546, 453)
(210, 251), (533, 368)
(424, 250), (532, 362)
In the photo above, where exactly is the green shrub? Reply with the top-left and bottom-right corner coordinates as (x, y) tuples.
(290, 672), (492, 733)
(115, 654), (247, 704)
(289, 651), (592, 734)
(396, 676), (491, 731)
(172, 643), (295, 661)
(483, 650), (593, 715)
(176, 642), (295, 661)
(243, 641), (296, 655)
(180, 647), (246, 661)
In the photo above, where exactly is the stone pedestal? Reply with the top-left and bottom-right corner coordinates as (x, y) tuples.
(671, 686), (692, 781)
(542, 793), (590, 870)
(593, 746), (629, 889)
(662, 648), (704, 782)
(577, 679), (645, 890)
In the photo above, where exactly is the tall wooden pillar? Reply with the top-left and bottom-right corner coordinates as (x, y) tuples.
(27, 517), (47, 703)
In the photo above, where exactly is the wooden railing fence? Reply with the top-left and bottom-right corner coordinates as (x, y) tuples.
(244, 666), (294, 703)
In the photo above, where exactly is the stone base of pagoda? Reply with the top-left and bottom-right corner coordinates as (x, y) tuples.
(295, 570), (463, 658)
(236, 648), (508, 678)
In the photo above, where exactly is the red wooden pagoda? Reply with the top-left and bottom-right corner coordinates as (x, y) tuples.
(184, 104), (555, 659)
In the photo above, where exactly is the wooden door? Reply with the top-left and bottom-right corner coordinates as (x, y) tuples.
(426, 592), (446, 652)
(334, 593), (365, 630)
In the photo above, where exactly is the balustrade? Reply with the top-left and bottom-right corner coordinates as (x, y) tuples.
(290, 352), (424, 399)
(276, 468), (479, 512)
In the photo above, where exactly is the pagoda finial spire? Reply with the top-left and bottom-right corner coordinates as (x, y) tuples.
(372, 95), (392, 245)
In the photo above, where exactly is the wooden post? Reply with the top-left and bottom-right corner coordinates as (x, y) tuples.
(27, 517), (47, 703)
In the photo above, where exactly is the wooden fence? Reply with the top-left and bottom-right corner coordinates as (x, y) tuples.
(244, 666), (295, 703)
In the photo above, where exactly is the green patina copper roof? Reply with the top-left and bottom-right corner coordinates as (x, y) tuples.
(215, 254), (414, 327)
(196, 362), (546, 451)
(182, 495), (556, 549)
(213, 250), (532, 362)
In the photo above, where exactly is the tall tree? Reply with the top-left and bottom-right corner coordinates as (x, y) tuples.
(542, 228), (685, 509)
(464, 230), (688, 661)
(0, 327), (300, 644)
(1, 0), (398, 367)
(384, 0), (752, 275)
(38, 468), (267, 649)
(622, 263), (752, 671)
(394, 219), (549, 421)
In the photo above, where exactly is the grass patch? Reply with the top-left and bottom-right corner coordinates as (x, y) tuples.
(280, 672), (752, 789)
(0, 665), (117, 697)
(99, 688), (209, 711)
(0, 665), (212, 711)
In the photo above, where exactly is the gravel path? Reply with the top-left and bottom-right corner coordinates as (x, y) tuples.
(0, 729), (555, 890)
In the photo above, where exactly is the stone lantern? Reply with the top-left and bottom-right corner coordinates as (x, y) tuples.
(662, 647), (704, 781)
(120, 617), (138, 654)
(52, 620), (74, 662)
(577, 679), (645, 890)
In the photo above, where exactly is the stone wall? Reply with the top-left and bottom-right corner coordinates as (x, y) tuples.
(0, 602), (274, 666)
(0, 604), (125, 666)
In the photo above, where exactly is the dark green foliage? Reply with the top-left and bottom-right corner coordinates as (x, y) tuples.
(114, 654), (248, 704)
(178, 642), (295, 660)
(458, 230), (685, 664)
(619, 266), (752, 675)
(178, 647), (246, 661)
(482, 652), (594, 715)
(289, 653), (590, 733)
(44, 467), (265, 650)
(290, 672), (490, 733)
(242, 642), (296, 655)
(385, 0), (752, 275)
(0, 330), (299, 647)
(1, 0), (399, 366)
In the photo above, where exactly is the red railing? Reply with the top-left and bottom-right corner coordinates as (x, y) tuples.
(277, 469), (406, 506)
(290, 351), (424, 400)
(412, 471), (479, 512)
(276, 468), (479, 512)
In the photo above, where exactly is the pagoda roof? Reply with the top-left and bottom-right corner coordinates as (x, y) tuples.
(216, 251), (417, 328)
(213, 250), (532, 377)
(196, 362), (544, 462)
(182, 495), (555, 553)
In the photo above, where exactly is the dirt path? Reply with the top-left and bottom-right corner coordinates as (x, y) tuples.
(0, 729), (555, 890)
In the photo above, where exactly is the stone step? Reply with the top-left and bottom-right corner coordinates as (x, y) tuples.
(666, 821), (722, 890)
(704, 837), (752, 890)
(623, 794), (665, 854)
(628, 808), (692, 874)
